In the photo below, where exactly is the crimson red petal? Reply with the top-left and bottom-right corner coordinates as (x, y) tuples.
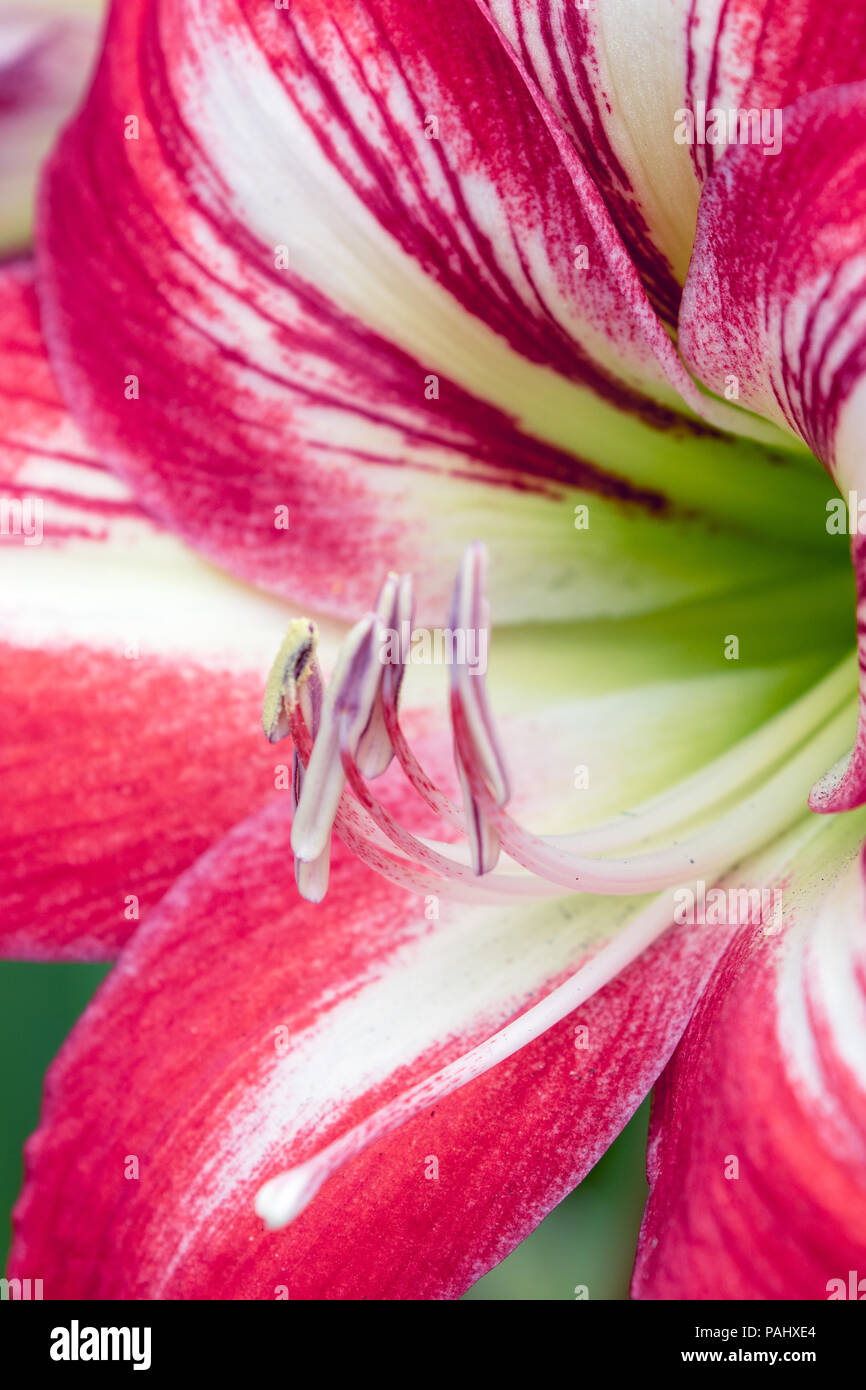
(0, 264), (297, 960)
(633, 816), (866, 1300)
(10, 802), (731, 1299)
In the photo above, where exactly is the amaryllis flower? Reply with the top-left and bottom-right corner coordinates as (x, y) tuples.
(4, 0), (866, 1301)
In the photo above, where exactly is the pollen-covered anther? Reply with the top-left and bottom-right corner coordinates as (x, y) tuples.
(261, 618), (319, 744)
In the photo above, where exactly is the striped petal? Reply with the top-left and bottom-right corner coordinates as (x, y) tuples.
(34, 0), (829, 625)
(0, 1), (102, 253)
(9, 811), (731, 1300)
(489, 2), (866, 321)
(632, 807), (866, 1300)
(7, 521), (857, 1292)
(0, 262), (335, 960)
(678, 83), (866, 810)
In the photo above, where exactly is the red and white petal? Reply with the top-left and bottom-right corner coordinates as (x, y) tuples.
(35, 0), (819, 626)
(680, 0), (866, 184)
(680, 83), (866, 463)
(0, 1), (102, 252)
(488, 0), (700, 321)
(9, 803), (733, 1300)
(679, 83), (866, 809)
(632, 809), (866, 1300)
(489, 2), (866, 321)
(0, 262), (335, 961)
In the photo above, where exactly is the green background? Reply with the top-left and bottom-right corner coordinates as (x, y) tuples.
(0, 960), (649, 1300)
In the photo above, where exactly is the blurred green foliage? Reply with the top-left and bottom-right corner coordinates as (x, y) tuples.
(0, 962), (110, 1271)
(465, 1102), (650, 1299)
(0, 961), (649, 1298)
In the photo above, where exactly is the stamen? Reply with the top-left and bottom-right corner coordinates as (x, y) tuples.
(355, 572), (412, 778)
(291, 751), (331, 904)
(450, 687), (855, 892)
(287, 661), (561, 901)
(454, 748), (501, 875)
(271, 555), (855, 904)
(446, 543), (510, 874)
(449, 543), (509, 805)
(291, 613), (386, 865)
(341, 721), (513, 886)
(262, 620), (328, 896)
(261, 619), (318, 744)
(381, 667), (464, 830)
